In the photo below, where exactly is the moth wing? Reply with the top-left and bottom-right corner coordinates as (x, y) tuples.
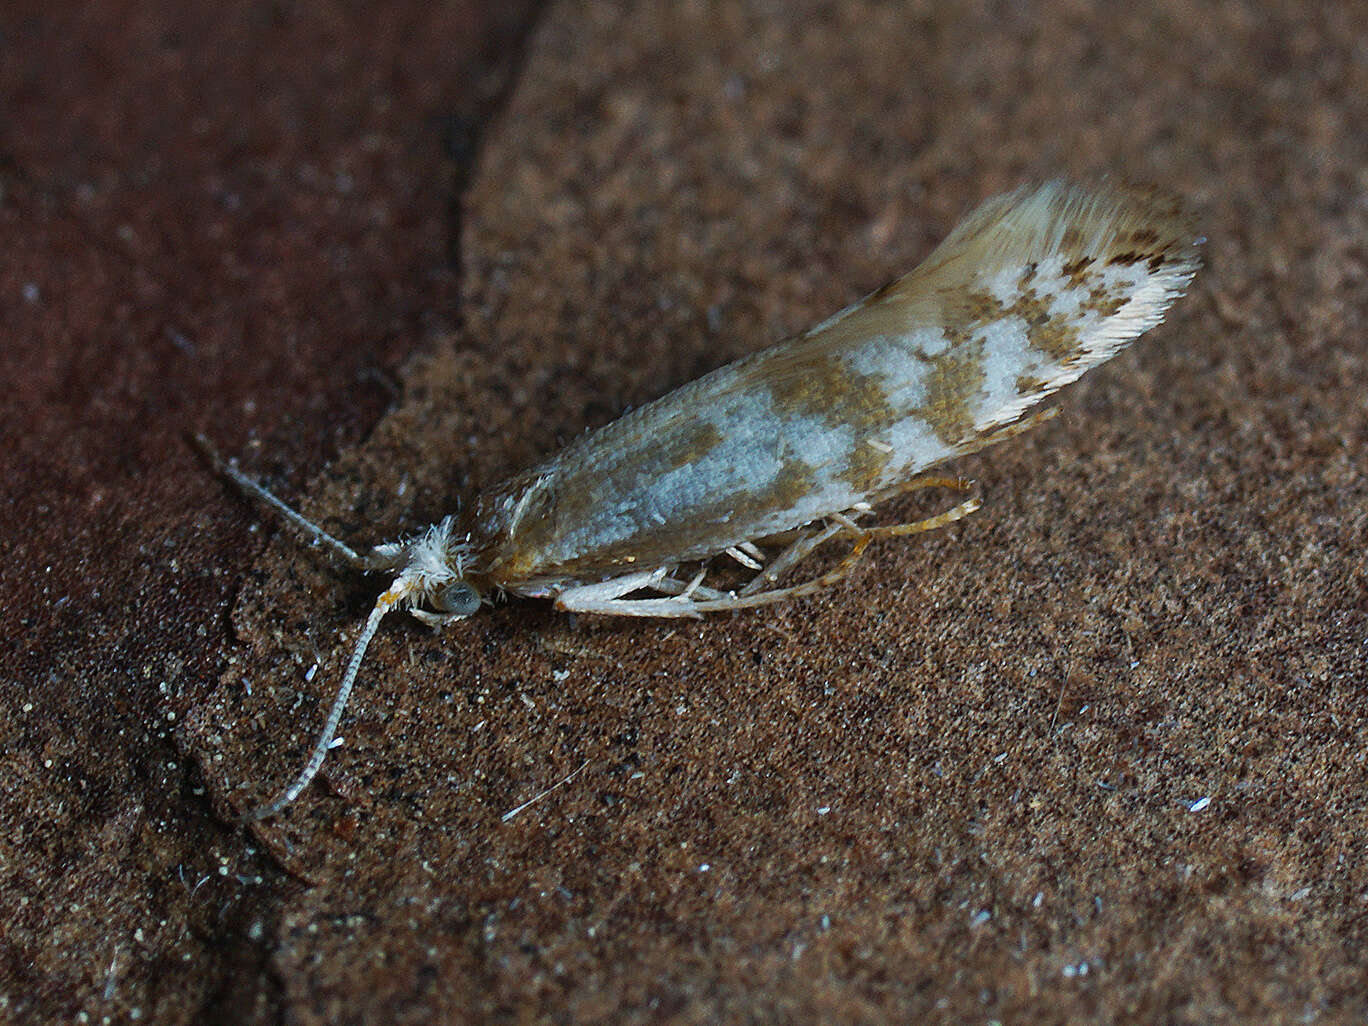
(735, 180), (1202, 467)
(478, 182), (1200, 585)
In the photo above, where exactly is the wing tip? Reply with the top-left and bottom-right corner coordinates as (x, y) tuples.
(933, 178), (1204, 283)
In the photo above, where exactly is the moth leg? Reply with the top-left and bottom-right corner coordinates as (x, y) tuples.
(866, 473), (974, 507)
(863, 495), (982, 539)
(737, 478), (980, 599)
(719, 490), (978, 609)
(687, 532), (874, 612)
(555, 568), (674, 610)
(737, 521), (846, 597)
(736, 541), (766, 564)
(555, 477), (973, 618)
(553, 589), (707, 618)
(554, 531), (875, 618)
(555, 564), (739, 616)
(855, 473), (982, 539)
(645, 568), (728, 602)
(724, 544), (764, 571)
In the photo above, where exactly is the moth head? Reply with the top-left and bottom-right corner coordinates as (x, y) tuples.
(368, 515), (486, 626)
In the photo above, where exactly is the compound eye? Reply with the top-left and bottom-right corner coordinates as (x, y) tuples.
(434, 581), (482, 617)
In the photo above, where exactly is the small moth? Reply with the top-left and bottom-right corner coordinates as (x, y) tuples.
(208, 180), (1201, 819)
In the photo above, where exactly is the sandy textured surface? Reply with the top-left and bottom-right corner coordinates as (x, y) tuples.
(5, 1), (1366, 1023)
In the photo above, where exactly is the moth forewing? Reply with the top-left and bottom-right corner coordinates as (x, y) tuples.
(218, 180), (1200, 818)
(466, 180), (1201, 591)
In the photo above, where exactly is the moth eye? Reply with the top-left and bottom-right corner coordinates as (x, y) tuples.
(434, 582), (481, 617)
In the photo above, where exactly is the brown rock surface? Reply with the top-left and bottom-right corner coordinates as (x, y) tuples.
(5, 1), (1365, 1022)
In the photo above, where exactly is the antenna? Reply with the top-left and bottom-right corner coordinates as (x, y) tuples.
(243, 575), (416, 821)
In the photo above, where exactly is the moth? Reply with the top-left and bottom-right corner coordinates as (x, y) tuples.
(207, 180), (1201, 819)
